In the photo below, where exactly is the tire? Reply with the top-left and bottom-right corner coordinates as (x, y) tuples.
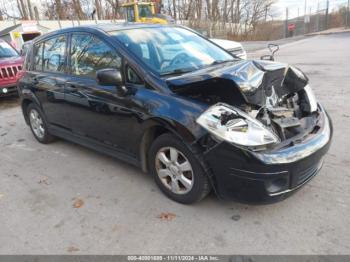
(27, 103), (55, 144)
(148, 133), (211, 204)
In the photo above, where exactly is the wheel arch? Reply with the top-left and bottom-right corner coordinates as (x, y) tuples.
(21, 93), (41, 125)
(139, 117), (199, 173)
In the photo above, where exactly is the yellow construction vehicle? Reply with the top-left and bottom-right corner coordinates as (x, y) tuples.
(122, 1), (174, 24)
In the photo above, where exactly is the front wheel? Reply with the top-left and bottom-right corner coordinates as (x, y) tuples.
(148, 133), (211, 204)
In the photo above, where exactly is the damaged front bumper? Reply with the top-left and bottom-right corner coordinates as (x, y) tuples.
(203, 106), (333, 204)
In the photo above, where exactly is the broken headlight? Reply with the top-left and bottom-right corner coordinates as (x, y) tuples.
(196, 103), (280, 147)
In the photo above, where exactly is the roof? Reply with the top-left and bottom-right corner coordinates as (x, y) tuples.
(0, 24), (21, 36)
(0, 23), (50, 36)
(82, 22), (168, 32)
(31, 23), (181, 44)
(37, 22), (171, 37)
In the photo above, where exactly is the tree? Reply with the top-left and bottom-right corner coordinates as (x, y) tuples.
(55, 0), (65, 19)
(19, 0), (28, 19)
(94, 0), (102, 19)
(105, 0), (121, 19)
(72, 0), (86, 19)
(27, 0), (34, 19)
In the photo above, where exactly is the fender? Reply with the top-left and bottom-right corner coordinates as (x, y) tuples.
(133, 88), (210, 172)
(133, 87), (209, 143)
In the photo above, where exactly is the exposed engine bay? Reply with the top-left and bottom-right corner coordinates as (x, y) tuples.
(167, 60), (321, 149)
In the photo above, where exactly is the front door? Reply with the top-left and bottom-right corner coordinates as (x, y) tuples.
(64, 33), (138, 155)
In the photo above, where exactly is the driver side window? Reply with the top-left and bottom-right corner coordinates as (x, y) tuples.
(70, 33), (121, 78)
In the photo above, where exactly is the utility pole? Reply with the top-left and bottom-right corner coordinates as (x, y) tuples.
(285, 7), (289, 38)
(346, 0), (350, 27)
(325, 0), (329, 30)
(316, 0), (320, 32)
(304, 0), (307, 34)
(309, 7), (312, 33)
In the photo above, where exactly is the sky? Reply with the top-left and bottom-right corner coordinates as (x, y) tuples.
(273, 0), (350, 19)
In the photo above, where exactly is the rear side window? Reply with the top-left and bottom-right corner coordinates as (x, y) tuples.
(42, 35), (66, 73)
(32, 35), (66, 72)
(70, 34), (121, 78)
(33, 43), (43, 71)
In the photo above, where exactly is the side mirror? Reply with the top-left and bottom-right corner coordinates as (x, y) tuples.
(96, 68), (128, 96)
(96, 68), (122, 86)
(260, 44), (279, 61)
(268, 43), (279, 56)
(260, 54), (274, 61)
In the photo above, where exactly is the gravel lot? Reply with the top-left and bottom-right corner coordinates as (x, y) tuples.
(0, 32), (349, 255)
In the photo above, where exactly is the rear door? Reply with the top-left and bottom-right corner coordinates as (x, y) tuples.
(29, 34), (70, 129)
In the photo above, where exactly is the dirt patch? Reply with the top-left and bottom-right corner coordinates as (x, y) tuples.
(72, 198), (84, 208)
(157, 212), (176, 221)
(67, 246), (80, 253)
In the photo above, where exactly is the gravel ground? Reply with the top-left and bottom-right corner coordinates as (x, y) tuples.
(0, 32), (349, 255)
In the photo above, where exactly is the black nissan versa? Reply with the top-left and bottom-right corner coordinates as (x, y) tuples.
(18, 24), (332, 204)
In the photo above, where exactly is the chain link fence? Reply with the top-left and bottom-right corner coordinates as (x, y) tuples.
(180, 1), (350, 41)
(284, 1), (349, 38)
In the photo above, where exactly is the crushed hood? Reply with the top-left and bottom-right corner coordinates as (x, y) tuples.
(166, 60), (309, 106)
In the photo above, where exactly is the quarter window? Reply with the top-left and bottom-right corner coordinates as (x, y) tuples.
(70, 34), (121, 78)
(42, 35), (66, 73)
(126, 66), (143, 85)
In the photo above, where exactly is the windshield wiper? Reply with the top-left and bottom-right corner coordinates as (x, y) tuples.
(160, 68), (195, 76)
(210, 59), (235, 65)
(160, 60), (237, 76)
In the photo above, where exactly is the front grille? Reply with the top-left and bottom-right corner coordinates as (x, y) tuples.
(296, 162), (321, 185)
(0, 65), (22, 80)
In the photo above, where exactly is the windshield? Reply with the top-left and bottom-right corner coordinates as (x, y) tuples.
(110, 27), (234, 76)
(139, 5), (153, 18)
(0, 41), (18, 58)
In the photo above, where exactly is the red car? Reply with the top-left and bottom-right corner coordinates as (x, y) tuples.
(0, 40), (24, 96)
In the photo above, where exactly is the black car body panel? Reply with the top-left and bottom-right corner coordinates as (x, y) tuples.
(18, 24), (332, 203)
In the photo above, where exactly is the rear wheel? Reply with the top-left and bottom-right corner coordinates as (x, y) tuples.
(148, 133), (211, 204)
(27, 103), (55, 144)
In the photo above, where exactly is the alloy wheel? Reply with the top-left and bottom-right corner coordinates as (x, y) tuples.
(29, 109), (45, 139)
(155, 146), (194, 195)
